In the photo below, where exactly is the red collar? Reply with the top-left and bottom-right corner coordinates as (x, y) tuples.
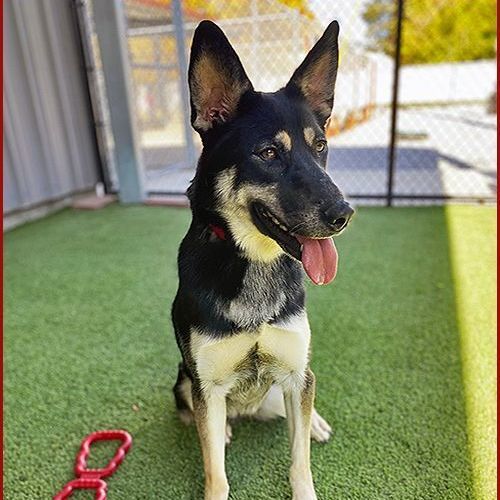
(208, 223), (226, 241)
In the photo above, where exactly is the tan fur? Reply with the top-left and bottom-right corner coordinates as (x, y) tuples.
(295, 52), (334, 119)
(275, 130), (292, 151)
(258, 314), (310, 390)
(303, 127), (315, 146)
(284, 368), (316, 500)
(191, 329), (258, 395)
(191, 313), (310, 393)
(214, 168), (284, 262)
(193, 389), (229, 500)
(191, 52), (251, 131)
(178, 376), (194, 424)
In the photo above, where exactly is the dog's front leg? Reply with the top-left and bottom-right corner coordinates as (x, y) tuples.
(192, 382), (229, 500)
(284, 368), (317, 500)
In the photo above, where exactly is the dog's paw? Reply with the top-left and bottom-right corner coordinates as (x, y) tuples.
(225, 422), (233, 446)
(205, 480), (229, 500)
(292, 489), (317, 500)
(311, 408), (332, 443)
(290, 478), (317, 500)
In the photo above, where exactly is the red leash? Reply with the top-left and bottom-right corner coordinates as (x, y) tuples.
(54, 430), (132, 499)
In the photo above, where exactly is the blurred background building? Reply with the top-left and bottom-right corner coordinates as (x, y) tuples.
(4, 0), (497, 228)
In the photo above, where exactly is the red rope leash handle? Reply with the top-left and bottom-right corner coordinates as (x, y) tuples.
(54, 479), (107, 500)
(54, 430), (132, 500)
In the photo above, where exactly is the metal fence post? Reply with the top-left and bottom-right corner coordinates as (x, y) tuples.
(172, 0), (197, 169)
(386, 0), (404, 207)
(93, 0), (145, 203)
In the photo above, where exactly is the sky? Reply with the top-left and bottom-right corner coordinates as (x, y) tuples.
(308, 0), (371, 47)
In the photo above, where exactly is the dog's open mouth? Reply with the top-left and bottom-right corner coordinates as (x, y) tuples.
(251, 203), (338, 285)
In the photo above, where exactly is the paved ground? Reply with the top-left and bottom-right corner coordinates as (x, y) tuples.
(142, 104), (497, 202)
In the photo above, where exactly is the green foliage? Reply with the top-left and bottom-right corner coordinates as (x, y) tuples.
(362, 0), (497, 64)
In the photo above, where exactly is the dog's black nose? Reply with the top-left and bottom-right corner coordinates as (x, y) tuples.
(323, 201), (354, 232)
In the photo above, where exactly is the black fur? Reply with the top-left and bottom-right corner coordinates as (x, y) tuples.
(173, 362), (191, 412)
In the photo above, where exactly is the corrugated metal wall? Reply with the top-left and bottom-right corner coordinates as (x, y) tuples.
(4, 0), (100, 215)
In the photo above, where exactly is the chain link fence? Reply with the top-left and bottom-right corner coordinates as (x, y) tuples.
(78, 0), (497, 205)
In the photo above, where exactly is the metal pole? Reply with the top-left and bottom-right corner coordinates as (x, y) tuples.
(93, 0), (145, 203)
(155, 34), (169, 128)
(172, 0), (197, 168)
(386, 0), (404, 207)
(370, 60), (377, 107)
(71, 0), (109, 193)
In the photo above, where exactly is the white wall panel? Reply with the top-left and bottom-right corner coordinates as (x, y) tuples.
(3, 0), (99, 215)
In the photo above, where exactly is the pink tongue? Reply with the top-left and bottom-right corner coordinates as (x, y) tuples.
(296, 236), (338, 285)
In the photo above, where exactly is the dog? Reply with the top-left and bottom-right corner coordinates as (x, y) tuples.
(171, 19), (353, 500)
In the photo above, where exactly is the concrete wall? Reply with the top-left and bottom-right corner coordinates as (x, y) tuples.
(4, 0), (100, 221)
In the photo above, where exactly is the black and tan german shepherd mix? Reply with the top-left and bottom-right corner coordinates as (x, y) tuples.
(172, 19), (353, 500)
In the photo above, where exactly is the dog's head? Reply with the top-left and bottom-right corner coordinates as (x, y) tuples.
(188, 20), (353, 285)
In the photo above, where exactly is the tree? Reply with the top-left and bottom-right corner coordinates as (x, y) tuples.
(362, 0), (496, 64)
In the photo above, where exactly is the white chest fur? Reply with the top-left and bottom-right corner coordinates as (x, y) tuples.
(191, 312), (311, 395)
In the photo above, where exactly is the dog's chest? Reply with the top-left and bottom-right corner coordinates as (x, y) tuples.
(191, 313), (311, 401)
(222, 262), (289, 329)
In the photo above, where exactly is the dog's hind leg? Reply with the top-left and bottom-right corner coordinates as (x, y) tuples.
(173, 362), (194, 425)
(256, 384), (332, 443)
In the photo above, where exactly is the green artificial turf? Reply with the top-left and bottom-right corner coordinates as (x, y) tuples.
(4, 205), (496, 499)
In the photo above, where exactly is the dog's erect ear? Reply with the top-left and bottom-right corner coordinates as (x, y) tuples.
(286, 21), (339, 128)
(188, 20), (253, 133)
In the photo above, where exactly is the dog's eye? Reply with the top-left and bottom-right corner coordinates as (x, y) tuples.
(259, 147), (277, 161)
(315, 140), (327, 153)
